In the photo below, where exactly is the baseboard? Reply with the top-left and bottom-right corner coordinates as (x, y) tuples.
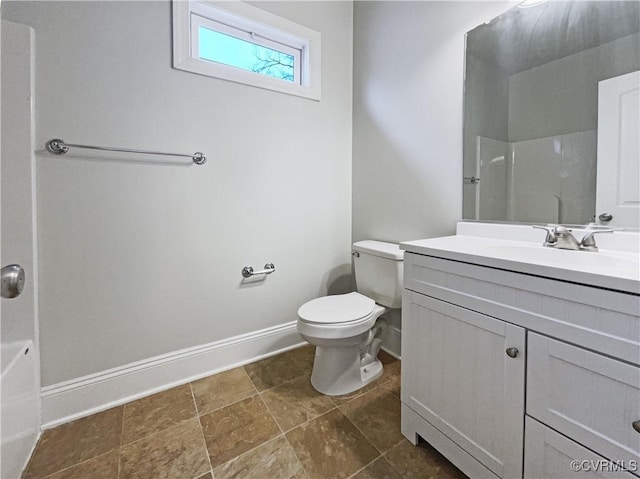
(41, 321), (303, 429)
(382, 325), (402, 359)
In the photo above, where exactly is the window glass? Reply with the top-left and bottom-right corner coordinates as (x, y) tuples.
(198, 26), (296, 82)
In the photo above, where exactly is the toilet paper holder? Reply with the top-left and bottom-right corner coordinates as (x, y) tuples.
(242, 263), (275, 278)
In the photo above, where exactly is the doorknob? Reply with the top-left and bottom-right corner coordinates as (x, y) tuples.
(1, 264), (25, 299)
(598, 212), (613, 223)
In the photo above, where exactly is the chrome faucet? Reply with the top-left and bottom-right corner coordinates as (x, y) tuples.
(533, 225), (614, 252)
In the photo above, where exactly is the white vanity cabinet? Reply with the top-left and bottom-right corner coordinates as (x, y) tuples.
(401, 250), (640, 479)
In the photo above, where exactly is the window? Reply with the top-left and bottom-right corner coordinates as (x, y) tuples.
(173, 1), (321, 100)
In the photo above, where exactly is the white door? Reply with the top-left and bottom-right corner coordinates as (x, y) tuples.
(402, 292), (525, 479)
(1, 20), (40, 479)
(596, 71), (640, 228)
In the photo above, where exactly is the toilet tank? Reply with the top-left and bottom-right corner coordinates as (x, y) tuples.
(352, 240), (404, 309)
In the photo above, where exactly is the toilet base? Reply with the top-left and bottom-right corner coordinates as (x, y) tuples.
(309, 344), (384, 396)
(360, 358), (384, 385)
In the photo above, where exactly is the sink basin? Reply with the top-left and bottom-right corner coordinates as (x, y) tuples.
(484, 243), (637, 275)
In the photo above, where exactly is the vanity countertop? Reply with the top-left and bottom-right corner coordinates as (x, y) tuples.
(401, 234), (640, 295)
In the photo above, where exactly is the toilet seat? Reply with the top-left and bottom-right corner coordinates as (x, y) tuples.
(297, 292), (384, 340)
(298, 292), (375, 325)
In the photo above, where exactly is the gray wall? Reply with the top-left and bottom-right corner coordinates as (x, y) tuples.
(352, 1), (514, 244)
(508, 32), (640, 142)
(3, 1), (354, 386)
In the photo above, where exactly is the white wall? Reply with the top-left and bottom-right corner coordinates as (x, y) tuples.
(3, 1), (353, 387)
(352, 1), (514, 244)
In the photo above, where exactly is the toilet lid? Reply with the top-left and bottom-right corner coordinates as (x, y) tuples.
(298, 292), (375, 324)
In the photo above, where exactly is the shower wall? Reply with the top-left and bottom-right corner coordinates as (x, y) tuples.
(476, 137), (507, 221)
(472, 130), (596, 224)
(508, 130), (597, 224)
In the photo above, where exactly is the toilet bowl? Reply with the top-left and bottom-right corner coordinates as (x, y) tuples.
(298, 292), (388, 395)
(297, 240), (403, 396)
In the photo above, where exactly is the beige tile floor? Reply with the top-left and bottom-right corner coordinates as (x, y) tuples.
(22, 346), (466, 479)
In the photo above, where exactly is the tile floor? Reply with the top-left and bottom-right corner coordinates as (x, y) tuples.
(22, 346), (466, 479)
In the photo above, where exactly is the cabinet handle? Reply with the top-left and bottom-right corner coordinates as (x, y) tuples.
(505, 347), (519, 358)
(633, 421), (640, 433)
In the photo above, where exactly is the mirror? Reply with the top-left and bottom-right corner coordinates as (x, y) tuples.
(463, 1), (640, 228)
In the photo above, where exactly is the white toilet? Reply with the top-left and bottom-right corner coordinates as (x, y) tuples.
(297, 240), (403, 396)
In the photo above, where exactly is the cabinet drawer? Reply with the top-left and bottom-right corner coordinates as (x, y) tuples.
(404, 253), (640, 365)
(525, 416), (638, 478)
(527, 333), (640, 467)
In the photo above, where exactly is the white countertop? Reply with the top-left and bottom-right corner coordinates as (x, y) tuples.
(401, 227), (640, 295)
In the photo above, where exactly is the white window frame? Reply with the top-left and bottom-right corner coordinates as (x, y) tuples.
(173, 1), (321, 101)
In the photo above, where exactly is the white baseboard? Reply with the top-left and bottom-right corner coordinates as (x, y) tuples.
(41, 321), (303, 429)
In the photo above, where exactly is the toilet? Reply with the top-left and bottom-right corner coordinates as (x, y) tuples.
(297, 240), (404, 396)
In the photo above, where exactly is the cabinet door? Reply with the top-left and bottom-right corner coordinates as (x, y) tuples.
(402, 291), (525, 478)
(527, 333), (640, 467)
(525, 416), (638, 478)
